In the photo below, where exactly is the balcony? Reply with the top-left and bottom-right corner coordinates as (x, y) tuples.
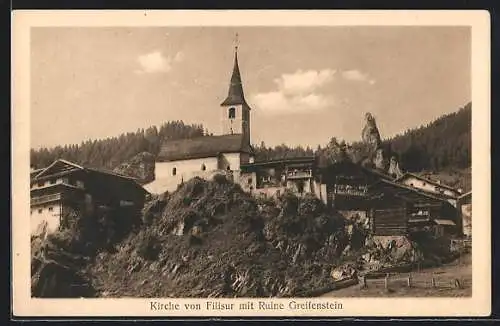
(334, 185), (368, 197)
(31, 178), (85, 191)
(286, 171), (312, 180)
(31, 193), (62, 206)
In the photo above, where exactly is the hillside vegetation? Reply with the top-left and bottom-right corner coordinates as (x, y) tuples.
(31, 176), (460, 298)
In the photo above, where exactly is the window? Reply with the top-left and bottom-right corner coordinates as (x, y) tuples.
(48, 207), (54, 212)
(37, 181), (44, 187)
(38, 208), (43, 214)
(228, 107), (236, 119)
(50, 179), (56, 185)
(227, 165), (231, 171)
(247, 178), (252, 185)
(201, 164), (206, 171)
(172, 167), (177, 176)
(422, 182), (426, 186)
(410, 183), (414, 187)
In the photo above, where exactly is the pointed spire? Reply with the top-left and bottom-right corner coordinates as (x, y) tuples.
(221, 33), (247, 107)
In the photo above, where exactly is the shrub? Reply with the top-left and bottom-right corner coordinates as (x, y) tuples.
(136, 232), (161, 261)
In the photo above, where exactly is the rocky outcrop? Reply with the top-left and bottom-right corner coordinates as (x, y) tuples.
(361, 113), (382, 152)
(113, 152), (155, 185)
(373, 148), (387, 171)
(360, 113), (403, 177)
(388, 156), (404, 179)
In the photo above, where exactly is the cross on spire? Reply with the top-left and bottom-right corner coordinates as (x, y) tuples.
(234, 32), (239, 52)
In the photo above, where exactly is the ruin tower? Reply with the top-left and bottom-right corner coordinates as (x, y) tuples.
(220, 37), (251, 147)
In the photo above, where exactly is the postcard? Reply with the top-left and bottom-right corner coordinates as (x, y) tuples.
(12, 9), (491, 317)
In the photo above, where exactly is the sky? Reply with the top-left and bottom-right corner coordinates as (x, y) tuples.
(30, 26), (471, 150)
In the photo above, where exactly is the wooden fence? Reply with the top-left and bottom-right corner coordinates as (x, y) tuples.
(358, 271), (471, 290)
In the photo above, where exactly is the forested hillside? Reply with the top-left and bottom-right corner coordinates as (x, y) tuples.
(30, 121), (204, 169)
(383, 102), (471, 172)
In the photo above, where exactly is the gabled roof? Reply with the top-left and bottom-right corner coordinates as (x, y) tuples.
(395, 172), (460, 195)
(33, 159), (84, 179)
(157, 134), (253, 162)
(368, 178), (452, 204)
(31, 159), (148, 193)
(30, 168), (45, 179)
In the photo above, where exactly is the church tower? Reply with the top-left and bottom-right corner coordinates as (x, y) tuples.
(220, 36), (251, 146)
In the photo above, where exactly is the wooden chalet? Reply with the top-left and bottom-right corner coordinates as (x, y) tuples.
(367, 179), (459, 237)
(316, 160), (394, 210)
(30, 159), (149, 236)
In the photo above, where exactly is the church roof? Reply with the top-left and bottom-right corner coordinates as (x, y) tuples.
(220, 51), (248, 107)
(157, 134), (253, 162)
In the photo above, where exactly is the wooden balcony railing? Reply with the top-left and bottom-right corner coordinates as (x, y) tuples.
(286, 171), (312, 179)
(31, 193), (62, 206)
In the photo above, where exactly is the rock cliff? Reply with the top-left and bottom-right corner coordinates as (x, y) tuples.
(361, 112), (403, 176)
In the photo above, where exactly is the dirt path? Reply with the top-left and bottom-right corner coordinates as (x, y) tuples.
(321, 254), (472, 297)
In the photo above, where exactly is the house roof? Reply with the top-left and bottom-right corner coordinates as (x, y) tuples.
(458, 190), (472, 199)
(317, 160), (394, 183)
(32, 159), (148, 194)
(368, 179), (452, 204)
(220, 50), (248, 107)
(30, 168), (45, 179)
(157, 134), (253, 162)
(434, 219), (456, 226)
(395, 172), (460, 195)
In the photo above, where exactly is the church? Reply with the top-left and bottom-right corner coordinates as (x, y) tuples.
(144, 43), (255, 194)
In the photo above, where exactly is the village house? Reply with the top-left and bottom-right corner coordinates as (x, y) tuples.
(239, 156), (323, 200)
(30, 159), (149, 237)
(394, 172), (462, 207)
(367, 179), (460, 238)
(457, 190), (472, 238)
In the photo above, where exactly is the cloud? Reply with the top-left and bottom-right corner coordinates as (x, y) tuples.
(135, 50), (184, 74)
(251, 69), (336, 114)
(276, 69), (336, 95)
(341, 69), (375, 85)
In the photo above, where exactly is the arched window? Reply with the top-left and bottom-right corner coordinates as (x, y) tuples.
(228, 107), (236, 119)
(201, 164), (206, 171)
(172, 167), (177, 176)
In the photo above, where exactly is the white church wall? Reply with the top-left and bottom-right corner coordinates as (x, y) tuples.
(155, 158), (219, 180)
(220, 153), (242, 171)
